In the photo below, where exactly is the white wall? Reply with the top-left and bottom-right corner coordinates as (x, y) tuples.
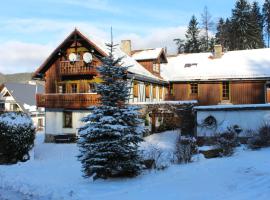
(197, 109), (270, 137)
(45, 110), (90, 135)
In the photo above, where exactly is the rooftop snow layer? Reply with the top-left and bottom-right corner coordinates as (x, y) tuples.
(194, 103), (270, 111)
(132, 48), (163, 61)
(160, 48), (270, 81)
(77, 29), (163, 81)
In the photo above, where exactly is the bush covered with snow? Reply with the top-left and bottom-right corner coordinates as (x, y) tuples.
(216, 127), (239, 157)
(174, 135), (197, 163)
(0, 112), (35, 164)
(247, 123), (270, 150)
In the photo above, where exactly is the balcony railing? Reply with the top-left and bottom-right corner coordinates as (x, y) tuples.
(36, 93), (100, 109)
(59, 60), (98, 76)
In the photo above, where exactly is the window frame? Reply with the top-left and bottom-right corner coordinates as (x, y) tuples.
(222, 81), (230, 100)
(133, 82), (139, 97)
(190, 83), (198, 95)
(63, 111), (73, 128)
(70, 83), (78, 93)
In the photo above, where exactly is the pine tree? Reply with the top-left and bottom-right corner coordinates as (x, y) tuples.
(263, 0), (270, 47)
(78, 39), (144, 180)
(250, 1), (265, 48)
(173, 38), (185, 54)
(184, 15), (201, 53)
(200, 6), (214, 51)
(230, 0), (254, 49)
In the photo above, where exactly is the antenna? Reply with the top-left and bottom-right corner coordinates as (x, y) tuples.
(110, 26), (113, 46)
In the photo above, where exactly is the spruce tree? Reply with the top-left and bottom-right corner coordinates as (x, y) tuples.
(263, 0), (270, 47)
(78, 40), (144, 180)
(250, 1), (264, 48)
(173, 38), (185, 54)
(216, 18), (226, 48)
(231, 0), (257, 50)
(184, 15), (201, 53)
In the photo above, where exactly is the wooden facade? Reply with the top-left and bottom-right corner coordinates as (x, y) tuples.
(35, 29), (168, 110)
(170, 81), (266, 105)
(136, 59), (161, 78)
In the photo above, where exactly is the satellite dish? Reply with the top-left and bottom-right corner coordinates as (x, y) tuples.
(83, 52), (93, 63)
(68, 53), (77, 62)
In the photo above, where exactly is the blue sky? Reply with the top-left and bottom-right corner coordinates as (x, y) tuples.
(0, 0), (265, 73)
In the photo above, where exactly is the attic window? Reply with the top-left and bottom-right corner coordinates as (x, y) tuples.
(184, 63), (198, 68)
(3, 91), (11, 97)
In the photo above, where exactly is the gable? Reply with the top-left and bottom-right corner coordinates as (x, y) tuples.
(33, 29), (107, 79)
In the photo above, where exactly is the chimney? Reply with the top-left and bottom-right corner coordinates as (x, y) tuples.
(120, 40), (132, 56)
(214, 44), (223, 58)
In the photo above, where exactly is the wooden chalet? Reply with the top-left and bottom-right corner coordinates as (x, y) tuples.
(160, 45), (270, 105)
(33, 29), (168, 142)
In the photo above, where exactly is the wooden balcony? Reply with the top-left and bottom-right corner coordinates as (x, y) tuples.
(60, 61), (98, 76)
(36, 93), (100, 109)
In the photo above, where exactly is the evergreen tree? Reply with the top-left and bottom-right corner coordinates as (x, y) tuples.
(231, 0), (258, 50)
(216, 18), (226, 47)
(250, 1), (265, 48)
(263, 0), (270, 47)
(78, 40), (144, 180)
(184, 15), (201, 53)
(173, 38), (185, 54)
(200, 6), (214, 51)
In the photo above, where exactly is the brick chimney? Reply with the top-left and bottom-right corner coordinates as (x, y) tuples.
(120, 40), (132, 56)
(214, 44), (223, 58)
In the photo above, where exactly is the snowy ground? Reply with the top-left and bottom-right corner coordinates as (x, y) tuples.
(0, 131), (270, 200)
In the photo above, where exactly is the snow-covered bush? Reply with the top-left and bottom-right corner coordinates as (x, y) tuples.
(247, 123), (270, 150)
(216, 127), (239, 157)
(141, 144), (171, 170)
(174, 135), (197, 164)
(0, 112), (35, 164)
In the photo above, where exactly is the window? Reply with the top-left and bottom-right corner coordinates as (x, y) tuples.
(3, 91), (10, 97)
(190, 83), (198, 94)
(159, 87), (163, 99)
(153, 63), (159, 73)
(145, 84), (150, 98)
(38, 118), (43, 127)
(0, 103), (4, 110)
(63, 111), (72, 128)
(153, 86), (157, 99)
(10, 104), (19, 111)
(184, 63), (198, 68)
(222, 82), (230, 100)
(133, 82), (138, 97)
(58, 84), (66, 93)
(88, 83), (96, 93)
(71, 84), (77, 93)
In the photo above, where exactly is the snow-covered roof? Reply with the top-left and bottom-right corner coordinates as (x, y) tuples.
(194, 103), (270, 111)
(2, 83), (44, 114)
(161, 48), (270, 81)
(131, 48), (164, 61)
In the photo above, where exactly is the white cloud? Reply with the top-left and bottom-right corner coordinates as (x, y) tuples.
(0, 18), (186, 74)
(0, 41), (53, 74)
(116, 26), (187, 54)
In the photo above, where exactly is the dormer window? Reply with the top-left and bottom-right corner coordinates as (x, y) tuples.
(184, 63), (198, 68)
(153, 63), (160, 73)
